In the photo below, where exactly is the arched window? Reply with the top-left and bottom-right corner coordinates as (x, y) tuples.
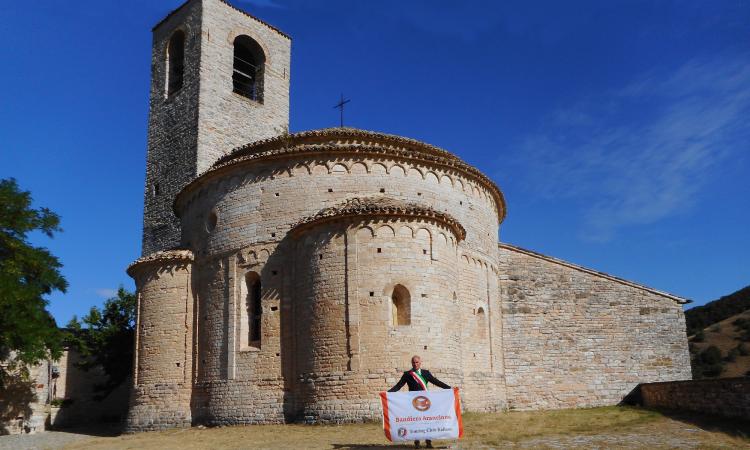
(391, 284), (411, 326)
(246, 272), (262, 346)
(476, 306), (486, 339)
(166, 30), (185, 95)
(233, 35), (266, 102)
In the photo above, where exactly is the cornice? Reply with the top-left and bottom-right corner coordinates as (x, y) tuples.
(175, 127), (507, 223)
(153, 0), (291, 40)
(291, 196), (466, 241)
(127, 249), (195, 277)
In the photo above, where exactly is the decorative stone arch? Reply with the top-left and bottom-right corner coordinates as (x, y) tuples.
(226, 28), (273, 66)
(350, 162), (367, 175)
(407, 166), (424, 179)
(371, 162), (387, 175)
(293, 163), (311, 176)
(389, 164), (406, 177)
(397, 224), (414, 238)
(440, 174), (453, 186)
(355, 225), (375, 243)
(391, 284), (411, 326)
(375, 224), (396, 238)
(311, 163), (329, 175)
(425, 171), (439, 184)
(331, 162), (348, 174)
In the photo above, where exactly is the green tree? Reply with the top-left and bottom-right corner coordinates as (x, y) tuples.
(0, 178), (66, 385)
(66, 287), (136, 397)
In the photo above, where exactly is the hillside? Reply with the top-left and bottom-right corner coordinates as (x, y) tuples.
(688, 309), (750, 378)
(685, 285), (750, 335)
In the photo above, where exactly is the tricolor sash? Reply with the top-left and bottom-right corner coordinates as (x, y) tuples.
(410, 370), (428, 390)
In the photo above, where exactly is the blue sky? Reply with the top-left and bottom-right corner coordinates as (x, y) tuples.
(1, 0), (748, 325)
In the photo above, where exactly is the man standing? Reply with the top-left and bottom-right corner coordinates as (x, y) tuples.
(389, 355), (451, 449)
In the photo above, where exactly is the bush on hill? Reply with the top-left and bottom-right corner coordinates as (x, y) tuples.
(691, 345), (725, 379)
(685, 285), (750, 335)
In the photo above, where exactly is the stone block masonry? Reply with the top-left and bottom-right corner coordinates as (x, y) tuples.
(499, 243), (691, 410)
(141, 0), (290, 255)
(640, 378), (750, 421)
(125, 0), (692, 432)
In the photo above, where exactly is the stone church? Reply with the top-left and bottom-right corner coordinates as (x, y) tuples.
(125, 0), (691, 431)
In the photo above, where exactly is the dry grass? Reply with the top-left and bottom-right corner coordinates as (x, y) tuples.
(62, 406), (749, 449)
(460, 406), (661, 443)
(691, 310), (750, 378)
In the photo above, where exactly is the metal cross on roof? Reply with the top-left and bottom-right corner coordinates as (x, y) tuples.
(333, 94), (351, 128)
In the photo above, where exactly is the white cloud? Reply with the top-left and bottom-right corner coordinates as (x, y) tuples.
(508, 56), (750, 242)
(95, 288), (118, 299)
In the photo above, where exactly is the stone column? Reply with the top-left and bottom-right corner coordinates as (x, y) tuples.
(125, 250), (194, 432)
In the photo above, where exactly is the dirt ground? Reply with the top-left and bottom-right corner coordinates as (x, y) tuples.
(2, 406), (748, 449)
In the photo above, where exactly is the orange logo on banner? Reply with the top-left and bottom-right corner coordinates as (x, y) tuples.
(412, 396), (431, 411)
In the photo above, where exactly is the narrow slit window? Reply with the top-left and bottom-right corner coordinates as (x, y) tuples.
(245, 272), (262, 346)
(391, 284), (411, 326)
(476, 306), (487, 339)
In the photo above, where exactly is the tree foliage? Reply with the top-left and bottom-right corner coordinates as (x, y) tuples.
(66, 287), (136, 396)
(0, 178), (66, 381)
(690, 345), (725, 379)
(685, 285), (750, 335)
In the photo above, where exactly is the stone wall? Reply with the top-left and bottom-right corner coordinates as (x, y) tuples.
(49, 349), (129, 428)
(142, 0), (203, 254)
(142, 0), (291, 255)
(499, 243), (692, 410)
(126, 251), (194, 432)
(165, 130), (505, 425)
(178, 142), (501, 260)
(128, 0), (692, 430)
(0, 357), (49, 435)
(640, 378), (750, 420)
(198, 0), (291, 172)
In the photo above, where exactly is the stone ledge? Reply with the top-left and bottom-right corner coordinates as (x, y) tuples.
(174, 127), (507, 223)
(153, 0), (291, 39)
(290, 196), (466, 241)
(126, 249), (194, 276)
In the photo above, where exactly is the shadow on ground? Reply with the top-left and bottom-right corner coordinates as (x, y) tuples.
(332, 445), (448, 449)
(50, 423), (122, 437)
(654, 408), (750, 439)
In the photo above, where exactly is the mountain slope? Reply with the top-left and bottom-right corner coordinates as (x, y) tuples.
(685, 285), (750, 335)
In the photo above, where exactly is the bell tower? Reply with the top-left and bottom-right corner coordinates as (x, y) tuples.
(141, 0), (291, 255)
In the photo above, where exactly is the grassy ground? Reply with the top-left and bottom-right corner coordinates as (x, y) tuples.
(55, 406), (749, 449)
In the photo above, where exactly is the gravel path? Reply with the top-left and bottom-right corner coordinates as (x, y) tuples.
(0, 430), (90, 450)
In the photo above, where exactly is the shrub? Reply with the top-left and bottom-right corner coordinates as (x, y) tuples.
(726, 348), (739, 362)
(692, 329), (705, 342)
(702, 364), (724, 377)
(700, 346), (723, 365)
(50, 398), (74, 408)
(738, 343), (750, 356)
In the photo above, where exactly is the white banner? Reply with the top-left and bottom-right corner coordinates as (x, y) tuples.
(379, 387), (463, 442)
